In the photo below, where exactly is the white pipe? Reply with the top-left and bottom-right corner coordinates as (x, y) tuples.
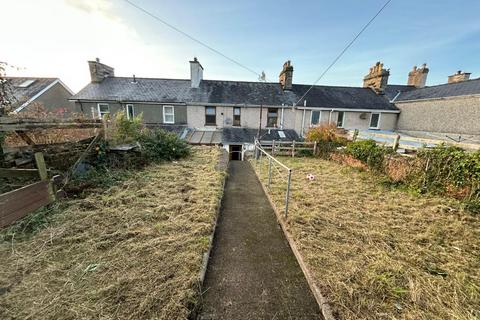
(301, 109), (306, 137)
(281, 107), (285, 129)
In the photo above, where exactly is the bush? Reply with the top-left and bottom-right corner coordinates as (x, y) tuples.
(109, 111), (143, 144)
(138, 129), (190, 162)
(305, 124), (347, 158)
(414, 145), (480, 202)
(346, 139), (391, 170)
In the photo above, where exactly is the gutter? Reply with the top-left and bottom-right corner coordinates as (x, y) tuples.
(297, 106), (400, 114)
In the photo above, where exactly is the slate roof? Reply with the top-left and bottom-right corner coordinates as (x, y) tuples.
(384, 84), (416, 101)
(6, 77), (59, 108)
(394, 77), (480, 102)
(71, 77), (398, 111)
(222, 128), (300, 144)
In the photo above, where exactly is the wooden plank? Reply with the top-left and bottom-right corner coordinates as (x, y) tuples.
(0, 168), (41, 178)
(0, 181), (52, 228)
(0, 117), (102, 132)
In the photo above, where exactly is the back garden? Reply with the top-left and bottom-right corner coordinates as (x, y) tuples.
(254, 125), (480, 319)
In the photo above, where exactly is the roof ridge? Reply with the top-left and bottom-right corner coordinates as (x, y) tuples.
(409, 77), (480, 91)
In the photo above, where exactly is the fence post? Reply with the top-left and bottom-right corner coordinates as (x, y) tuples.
(34, 152), (54, 200)
(313, 141), (317, 156)
(292, 140), (296, 157)
(268, 156), (272, 188)
(352, 129), (359, 142)
(285, 169), (292, 218)
(272, 140), (275, 156)
(392, 134), (400, 151)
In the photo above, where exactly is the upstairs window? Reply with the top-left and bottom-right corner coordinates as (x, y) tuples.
(267, 108), (278, 127)
(369, 113), (380, 129)
(97, 103), (110, 119)
(205, 106), (216, 125)
(163, 105), (175, 124)
(311, 110), (321, 126)
(126, 104), (135, 120)
(233, 107), (241, 126)
(336, 111), (345, 128)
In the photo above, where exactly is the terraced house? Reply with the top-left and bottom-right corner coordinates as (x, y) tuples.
(70, 58), (401, 157)
(71, 58), (479, 157)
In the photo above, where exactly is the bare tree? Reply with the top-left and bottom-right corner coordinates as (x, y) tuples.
(0, 61), (16, 116)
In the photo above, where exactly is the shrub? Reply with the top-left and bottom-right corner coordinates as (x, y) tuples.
(414, 145), (480, 202)
(346, 139), (391, 170)
(138, 129), (190, 162)
(109, 111), (143, 144)
(305, 124), (347, 158)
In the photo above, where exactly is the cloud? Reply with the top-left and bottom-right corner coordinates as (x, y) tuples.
(64, 0), (121, 22)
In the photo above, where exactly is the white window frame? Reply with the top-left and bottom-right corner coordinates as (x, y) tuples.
(163, 105), (175, 124)
(310, 110), (322, 126)
(369, 112), (381, 129)
(336, 111), (345, 128)
(97, 103), (110, 119)
(125, 104), (135, 120)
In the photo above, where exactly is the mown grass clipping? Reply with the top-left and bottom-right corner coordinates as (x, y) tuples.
(0, 146), (226, 320)
(253, 156), (479, 320)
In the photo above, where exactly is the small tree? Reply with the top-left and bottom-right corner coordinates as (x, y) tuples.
(0, 62), (15, 116)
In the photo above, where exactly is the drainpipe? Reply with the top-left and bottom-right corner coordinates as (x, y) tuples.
(280, 106), (285, 129)
(329, 109), (333, 124)
(301, 109), (306, 137)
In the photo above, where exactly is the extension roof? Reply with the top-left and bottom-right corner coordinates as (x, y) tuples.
(6, 77), (59, 107)
(392, 77), (480, 102)
(71, 77), (398, 111)
(222, 127), (300, 144)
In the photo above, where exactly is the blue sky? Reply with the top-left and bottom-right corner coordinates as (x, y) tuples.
(4, 0), (480, 91)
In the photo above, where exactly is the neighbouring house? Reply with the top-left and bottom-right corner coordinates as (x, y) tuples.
(7, 77), (78, 116)
(389, 68), (480, 141)
(70, 58), (399, 158)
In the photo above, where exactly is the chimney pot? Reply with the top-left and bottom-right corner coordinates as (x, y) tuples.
(88, 58), (114, 83)
(363, 61), (389, 94)
(279, 60), (294, 90)
(190, 57), (203, 88)
(407, 63), (429, 88)
(448, 70), (471, 83)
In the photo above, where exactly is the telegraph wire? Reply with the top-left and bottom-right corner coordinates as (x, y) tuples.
(294, 0), (393, 107)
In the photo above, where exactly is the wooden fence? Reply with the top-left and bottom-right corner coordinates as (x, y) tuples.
(0, 117), (103, 228)
(259, 140), (317, 157)
(350, 130), (480, 152)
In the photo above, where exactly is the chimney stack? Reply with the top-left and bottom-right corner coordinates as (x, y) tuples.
(448, 70), (471, 84)
(88, 58), (114, 83)
(190, 57), (203, 88)
(279, 60), (293, 90)
(407, 63), (429, 88)
(363, 62), (389, 94)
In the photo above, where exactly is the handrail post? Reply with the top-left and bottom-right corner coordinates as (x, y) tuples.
(272, 140), (275, 156)
(285, 169), (292, 218)
(268, 156), (272, 188)
(352, 129), (359, 142)
(292, 140), (296, 157)
(313, 141), (317, 156)
(392, 134), (400, 151)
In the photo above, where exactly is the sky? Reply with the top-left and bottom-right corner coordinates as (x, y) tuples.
(2, 0), (480, 92)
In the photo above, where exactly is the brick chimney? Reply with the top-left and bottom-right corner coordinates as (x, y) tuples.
(407, 63), (429, 88)
(88, 58), (114, 83)
(190, 57), (203, 88)
(448, 70), (471, 84)
(279, 60), (293, 90)
(363, 62), (389, 94)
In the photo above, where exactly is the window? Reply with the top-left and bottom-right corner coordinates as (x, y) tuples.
(369, 113), (380, 129)
(205, 106), (216, 125)
(267, 108), (278, 127)
(336, 111), (345, 128)
(97, 103), (110, 119)
(311, 110), (321, 126)
(126, 104), (135, 120)
(233, 107), (241, 126)
(163, 105), (175, 124)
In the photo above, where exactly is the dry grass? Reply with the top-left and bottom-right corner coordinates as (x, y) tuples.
(0, 146), (226, 320)
(253, 156), (480, 320)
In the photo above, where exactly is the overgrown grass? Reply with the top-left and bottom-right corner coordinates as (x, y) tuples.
(0, 146), (226, 320)
(254, 156), (480, 320)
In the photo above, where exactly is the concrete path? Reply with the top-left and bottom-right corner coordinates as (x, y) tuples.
(199, 161), (322, 320)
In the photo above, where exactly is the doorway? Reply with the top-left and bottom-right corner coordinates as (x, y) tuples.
(229, 145), (242, 161)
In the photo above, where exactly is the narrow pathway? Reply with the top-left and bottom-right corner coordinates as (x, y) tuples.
(199, 161), (322, 320)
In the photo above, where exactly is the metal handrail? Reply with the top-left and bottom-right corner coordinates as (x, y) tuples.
(254, 139), (292, 218)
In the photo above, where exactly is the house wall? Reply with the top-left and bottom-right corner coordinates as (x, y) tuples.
(186, 105), (296, 130)
(296, 109), (398, 135)
(74, 101), (187, 124)
(26, 82), (78, 115)
(395, 96), (480, 136)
